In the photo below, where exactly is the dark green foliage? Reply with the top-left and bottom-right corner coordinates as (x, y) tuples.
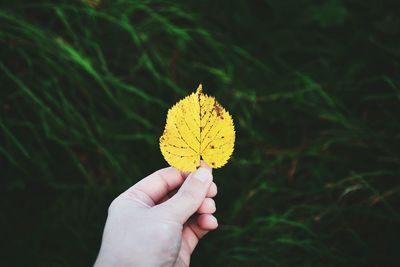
(1, 0), (400, 266)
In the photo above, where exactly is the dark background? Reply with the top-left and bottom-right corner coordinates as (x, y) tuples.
(1, 0), (400, 266)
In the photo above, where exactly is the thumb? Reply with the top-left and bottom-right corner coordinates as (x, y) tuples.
(161, 166), (213, 223)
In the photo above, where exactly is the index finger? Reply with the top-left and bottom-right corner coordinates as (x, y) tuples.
(124, 167), (185, 206)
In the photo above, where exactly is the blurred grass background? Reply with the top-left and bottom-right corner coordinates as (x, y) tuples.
(1, 0), (400, 266)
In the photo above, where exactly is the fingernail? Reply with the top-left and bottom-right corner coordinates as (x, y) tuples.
(193, 167), (212, 182)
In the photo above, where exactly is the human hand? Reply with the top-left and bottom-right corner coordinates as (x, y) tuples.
(94, 162), (218, 267)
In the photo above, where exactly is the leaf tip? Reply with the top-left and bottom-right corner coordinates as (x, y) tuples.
(196, 83), (203, 94)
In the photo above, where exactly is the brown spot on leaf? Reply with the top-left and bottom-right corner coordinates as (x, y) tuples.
(214, 101), (223, 118)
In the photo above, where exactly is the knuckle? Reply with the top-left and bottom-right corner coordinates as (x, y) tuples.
(123, 188), (143, 201)
(122, 188), (153, 207)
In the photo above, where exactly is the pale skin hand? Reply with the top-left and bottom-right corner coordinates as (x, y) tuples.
(94, 162), (218, 267)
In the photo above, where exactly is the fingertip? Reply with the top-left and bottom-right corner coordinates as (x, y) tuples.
(163, 166), (183, 178)
(192, 167), (213, 183)
(181, 171), (191, 179)
(197, 214), (218, 230)
(198, 198), (216, 214)
(200, 160), (212, 172)
(206, 182), (218, 198)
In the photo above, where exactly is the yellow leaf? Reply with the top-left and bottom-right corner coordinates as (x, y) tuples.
(160, 84), (235, 171)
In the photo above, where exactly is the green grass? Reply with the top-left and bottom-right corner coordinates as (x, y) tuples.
(1, 0), (400, 266)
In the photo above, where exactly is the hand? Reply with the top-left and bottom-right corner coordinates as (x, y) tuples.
(94, 162), (218, 267)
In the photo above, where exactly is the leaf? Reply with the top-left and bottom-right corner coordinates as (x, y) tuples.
(160, 84), (235, 171)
